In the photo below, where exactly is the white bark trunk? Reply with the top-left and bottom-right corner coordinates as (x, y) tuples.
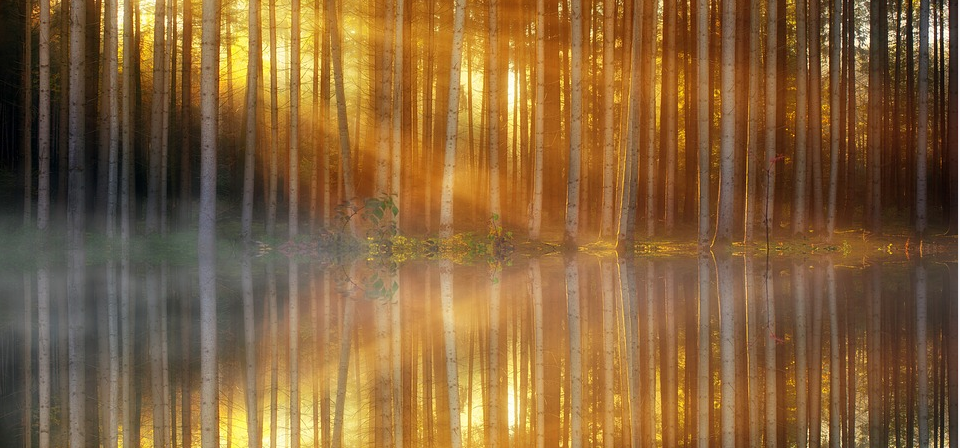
(565, 0), (583, 246)
(528, 0), (545, 240)
(438, 0), (467, 239)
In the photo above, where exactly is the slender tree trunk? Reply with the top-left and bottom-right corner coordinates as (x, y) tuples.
(146, 0), (166, 234)
(564, 0), (583, 246)
(326, 0), (355, 211)
(241, 0), (260, 242)
(827, 261), (840, 448)
(717, 255), (736, 447)
(792, 0), (809, 235)
(744, 0), (761, 242)
(600, 0), (615, 238)
(826, 0), (841, 237)
(288, 0), (301, 238)
(945, 0), (957, 233)
(37, 264), (51, 448)
(529, 259), (545, 448)
(616, 0), (642, 251)
(714, 0), (737, 245)
(289, 262), (301, 448)
(916, 262), (929, 446)
(808, 0), (824, 233)
(662, 0), (679, 234)
(23, 0), (32, 226)
(37, 0), (50, 232)
(763, 0), (778, 240)
(66, 0), (86, 441)
(438, 0), (467, 239)
(488, 0), (502, 223)
(697, 0), (710, 247)
(529, 0), (545, 240)
(867, 0), (882, 233)
(198, 0), (219, 440)
(696, 255), (710, 448)
(916, 0), (930, 237)
(439, 260), (462, 447)
(266, 0), (279, 236)
(179, 0), (192, 226)
(600, 260), (615, 448)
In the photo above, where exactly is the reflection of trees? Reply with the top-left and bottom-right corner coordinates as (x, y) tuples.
(13, 255), (960, 447)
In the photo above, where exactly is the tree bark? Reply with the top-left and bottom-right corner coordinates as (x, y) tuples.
(564, 0), (583, 246)
(792, 0), (809, 235)
(198, 0), (219, 440)
(714, 0), (737, 245)
(241, 0), (260, 242)
(438, 0), (467, 239)
(37, 0), (50, 232)
(916, 0), (930, 237)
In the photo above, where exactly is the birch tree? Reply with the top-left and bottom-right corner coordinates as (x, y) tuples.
(564, 0), (583, 247)
(488, 0), (501, 220)
(22, 0), (31, 226)
(763, 0), (778, 240)
(714, 0), (737, 245)
(438, 0), (467, 239)
(696, 0), (710, 247)
(826, 0), (841, 237)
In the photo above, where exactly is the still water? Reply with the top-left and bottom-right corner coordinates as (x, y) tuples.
(0, 251), (955, 447)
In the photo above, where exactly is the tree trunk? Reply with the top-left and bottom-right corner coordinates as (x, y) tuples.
(827, 261), (840, 448)
(179, 0), (192, 226)
(826, 0), (841, 237)
(662, 0), (679, 234)
(916, 0), (930, 237)
(488, 0), (502, 222)
(198, 0), (220, 440)
(718, 255), (736, 447)
(564, 0), (583, 246)
(714, 0), (736, 245)
(744, 0), (761, 242)
(241, 0), (260, 242)
(867, 0), (882, 233)
(808, 0), (824, 233)
(289, 262), (301, 448)
(37, 264), (51, 448)
(616, 0), (642, 251)
(696, 0), (710, 247)
(529, 0), (545, 240)
(763, 255), (778, 448)
(326, 0), (355, 213)
(288, 0), (301, 238)
(439, 260), (462, 447)
(146, 0), (167, 234)
(438, 0), (467, 239)
(945, 0), (957, 233)
(23, 0), (32, 226)
(600, 0), (615, 239)
(37, 0), (50, 232)
(792, 0), (809, 235)
(266, 0), (279, 236)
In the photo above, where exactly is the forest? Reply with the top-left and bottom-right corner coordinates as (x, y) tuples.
(0, 0), (955, 247)
(0, 0), (957, 446)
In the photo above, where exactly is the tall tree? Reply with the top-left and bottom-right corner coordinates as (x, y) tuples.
(198, 0), (219, 440)
(102, 0), (119, 238)
(867, 0), (883, 233)
(289, 0), (300, 238)
(146, 0), (167, 234)
(792, 0), (809, 235)
(616, 0), (642, 251)
(438, 0), (467, 239)
(266, 0), (279, 236)
(916, 0), (930, 237)
(808, 0), (824, 232)
(179, 0), (192, 226)
(241, 0), (260, 242)
(488, 0), (502, 220)
(826, 0), (841, 237)
(948, 0), (958, 234)
(696, 0), (710, 248)
(327, 0), (355, 216)
(37, 0), (50, 233)
(662, 0), (679, 233)
(714, 0), (737, 245)
(529, 0), (545, 240)
(565, 0), (583, 246)
(744, 0), (761, 242)
(600, 0), (615, 238)
(23, 0), (32, 226)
